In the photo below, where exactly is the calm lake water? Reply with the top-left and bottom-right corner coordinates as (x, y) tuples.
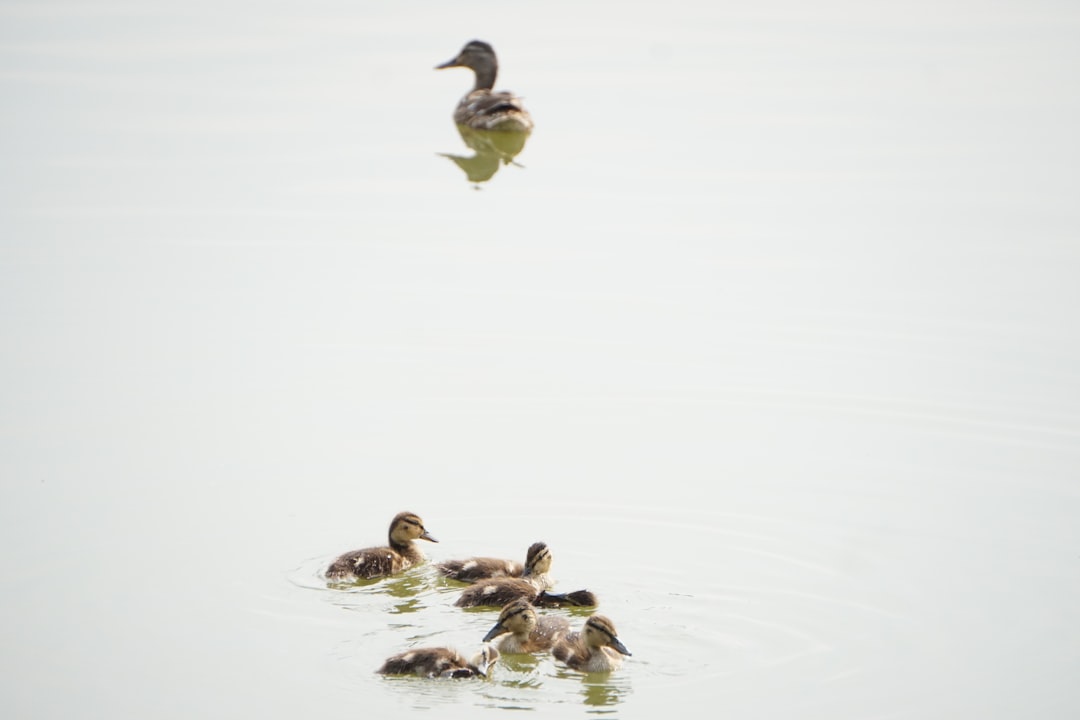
(2, 1), (1079, 718)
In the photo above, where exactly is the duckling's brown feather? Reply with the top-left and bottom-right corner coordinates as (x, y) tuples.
(326, 511), (436, 581)
(552, 615), (631, 673)
(483, 598), (570, 653)
(438, 541), (550, 583)
(436, 557), (523, 583)
(327, 548), (401, 580)
(456, 577), (539, 608)
(377, 646), (497, 678)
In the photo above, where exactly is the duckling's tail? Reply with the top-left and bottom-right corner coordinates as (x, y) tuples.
(533, 589), (598, 608)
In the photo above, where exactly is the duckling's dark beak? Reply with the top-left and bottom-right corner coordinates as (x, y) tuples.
(610, 637), (632, 657)
(435, 56), (462, 70)
(520, 566), (533, 578)
(421, 530), (438, 543)
(482, 622), (506, 643)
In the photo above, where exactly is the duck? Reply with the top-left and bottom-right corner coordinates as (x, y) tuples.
(377, 645), (499, 679)
(481, 597), (571, 654)
(453, 541), (556, 608)
(437, 541), (551, 583)
(435, 40), (534, 133)
(454, 548), (597, 608)
(325, 511), (437, 581)
(454, 583), (596, 609)
(552, 615), (632, 673)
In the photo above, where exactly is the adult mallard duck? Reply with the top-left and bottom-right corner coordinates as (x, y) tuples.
(482, 597), (571, 654)
(325, 511), (437, 581)
(435, 40), (534, 133)
(437, 541), (552, 583)
(377, 645), (499, 679)
(552, 615), (632, 673)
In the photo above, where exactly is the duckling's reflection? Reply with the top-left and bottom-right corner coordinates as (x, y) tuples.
(580, 674), (631, 709)
(328, 568), (431, 614)
(440, 124), (530, 185)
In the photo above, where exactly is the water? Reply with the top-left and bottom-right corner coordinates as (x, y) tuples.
(2, 1), (1079, 717)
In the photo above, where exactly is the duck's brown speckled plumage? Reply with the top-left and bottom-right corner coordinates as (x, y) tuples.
(326, 511), (437, 581)
(437, 541), (549, 583)
(454, 544), (598, 608)
(377, 645), (499, 679)
(552, 615), (632, 673)
(455, 576), (544, 608)
(482, 597), (570, 654)
(454, 542), (554, 607)
(436, 40), (534, 133)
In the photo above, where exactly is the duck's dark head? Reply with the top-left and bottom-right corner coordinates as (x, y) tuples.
(436, 40), (499, 91)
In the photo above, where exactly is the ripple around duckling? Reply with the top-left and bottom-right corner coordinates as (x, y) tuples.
(491, 500), (928, 703)
(288, 555), (451, 620)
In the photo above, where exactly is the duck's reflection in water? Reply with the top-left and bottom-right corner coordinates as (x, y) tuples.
(580, 673), (631, 709)
(326, 567), (435, 615)
(440, 124), (530, 186)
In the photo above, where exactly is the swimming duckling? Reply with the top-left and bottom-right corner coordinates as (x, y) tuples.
(454, 543), (555, 607)
(377, 645), (499, 679)
(552, 615), (632, 673)
(437, 541), (550, 583)
(436, 40), (534, 133)
(482, 597), (570, 654)
(456, 580), (597, 610)
(325, 511), (437, 581)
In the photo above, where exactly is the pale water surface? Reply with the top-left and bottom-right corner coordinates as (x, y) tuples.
(2, 1), (1079, 718)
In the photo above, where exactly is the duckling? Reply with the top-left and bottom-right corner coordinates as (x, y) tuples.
(482, 597), (571, 653)
(552, 615), (632, 673)
(377, 645), (499, 679)
(437, 541), (551, 583)
(454, 542), (555, 607)
(436, 40), (534, 133)
(325, 511), (437, 581)
(456, 581), (598, 610)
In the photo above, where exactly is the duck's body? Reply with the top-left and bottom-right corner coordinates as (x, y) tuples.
(377, 645), (499, 679)
(482, 598), (570, 654)
(437, 541), (549, 583)
(456, 576), (547, 608)
(326, 511), (437, 581)
(455, 578), (597, 610)
(552, 615), (632, 673)
(454, 543), (555, 607)
(436, 557), (522, 583)
(436, 40), (534, 133)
